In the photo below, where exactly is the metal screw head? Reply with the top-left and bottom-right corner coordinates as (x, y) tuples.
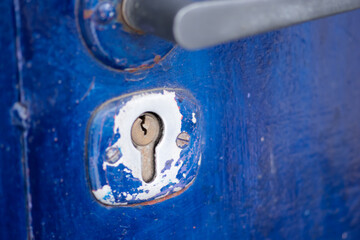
(176, 132), (190, 149)
(131, 113), (161, 147)
(105, 147), (122, 163)
(93, 1), (117, 25)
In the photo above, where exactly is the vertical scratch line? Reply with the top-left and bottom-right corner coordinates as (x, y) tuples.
(12, 0), (34, 239)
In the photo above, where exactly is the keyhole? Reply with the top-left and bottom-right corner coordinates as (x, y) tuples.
(139, 115), (148, 135)
(131, 112), (163, 183)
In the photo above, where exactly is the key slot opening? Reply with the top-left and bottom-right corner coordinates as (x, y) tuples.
(131, 112), (164, 183)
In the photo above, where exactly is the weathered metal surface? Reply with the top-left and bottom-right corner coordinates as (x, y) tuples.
(87, 89), (201, 205)
(76, 0), (174, 71)
(3, 0), (360, 239)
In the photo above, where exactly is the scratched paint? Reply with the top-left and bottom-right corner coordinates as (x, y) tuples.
(87, 89), (202, 205)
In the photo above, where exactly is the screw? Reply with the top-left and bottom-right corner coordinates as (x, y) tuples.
(105, 147), (122, 164)
(93, 1), (117, 25)
(176, 132), (190, 149)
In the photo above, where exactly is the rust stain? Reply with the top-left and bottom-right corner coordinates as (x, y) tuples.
(100, 179), (195, 207)
(139, 184), (192, 206)
(83, 9), (93, 20)
(127, 64), (154, 73)
(126, 53), (172, 73)
(153, 55), (162, 64)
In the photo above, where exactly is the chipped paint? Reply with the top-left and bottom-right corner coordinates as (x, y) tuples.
(86, 89), (201, 206)
(92, 185), (116, 205)
(192, 112), (197, 124)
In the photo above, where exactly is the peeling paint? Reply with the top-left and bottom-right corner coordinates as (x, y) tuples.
(192, 112), (197, 124)
(86, 89), (201, 206)
(92, 185), (116, 205)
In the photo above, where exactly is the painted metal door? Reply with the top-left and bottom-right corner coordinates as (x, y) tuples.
(1, 0), (360, 239)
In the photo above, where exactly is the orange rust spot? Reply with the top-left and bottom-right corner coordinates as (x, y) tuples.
(83, 9), (93, 20)
(127, 63), (155, 73)
(126, 49), (174, 73)
(153, 55), (162, 64)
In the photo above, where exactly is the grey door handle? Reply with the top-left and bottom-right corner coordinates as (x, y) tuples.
(122, 0), (360, 49)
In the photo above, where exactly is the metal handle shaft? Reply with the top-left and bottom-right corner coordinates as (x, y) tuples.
(123, 0), (360, 49)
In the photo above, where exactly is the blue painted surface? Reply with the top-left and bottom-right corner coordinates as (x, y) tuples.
(2, 0), (360, 238)
(77, 0), (174, 70)
(86, 88), (202, 205)
(0, 0), (28, 239)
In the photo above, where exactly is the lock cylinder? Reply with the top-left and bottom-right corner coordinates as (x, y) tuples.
(86, 89), (201, 206)
(131, 112), (163, 183)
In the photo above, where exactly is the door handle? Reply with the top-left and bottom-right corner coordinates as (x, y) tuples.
(122, 0), (360, 49)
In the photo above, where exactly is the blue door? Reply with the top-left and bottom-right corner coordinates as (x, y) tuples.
(1, 0), (360, 239)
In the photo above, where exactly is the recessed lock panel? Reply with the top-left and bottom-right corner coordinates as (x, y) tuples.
(76, 0), (173, 71)
(86, 89), (201, 206)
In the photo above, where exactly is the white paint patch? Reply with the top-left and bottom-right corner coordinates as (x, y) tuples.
(93, 185), (116, 205)
(173, 187), (182, 192)
(192, 112), (197, 124)
(99, 90), (184, 204)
